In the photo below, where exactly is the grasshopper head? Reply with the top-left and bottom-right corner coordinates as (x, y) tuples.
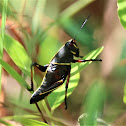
(65, 39), (79, 57)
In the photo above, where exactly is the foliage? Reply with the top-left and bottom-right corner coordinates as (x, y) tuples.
(117, 0), (126, 29)
(79, 80), (106, 125)
(117, 0), (126, 106)
(0, 0), (8, 98)
(0, 33), (103, 125)
(0, 0), (105, 125)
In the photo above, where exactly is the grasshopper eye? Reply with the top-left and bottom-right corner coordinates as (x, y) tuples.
(69, 42), (73, 46)
(69, 39), (75, 46)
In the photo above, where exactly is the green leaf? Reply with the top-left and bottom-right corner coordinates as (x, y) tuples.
(7, 115), (49, 126)
(32, 0), (46, 33)
(0, 0), (8, 99)
(37, 35), (61, 65)
(78, 114), (110, 126)
(71, 46), (104, 76)
(1, 115), (48, 126)
(15, 117), (49, 126)
(117, 0), (126, 29)
(48, 72), (80, 111)
(60, 0), (94, 19)
(82, 80), (106, 125)
(123, 82), (126, 104)
(48, 46), (104, 111)
(0, 59), (30, 90)
(4, 34), (31, 76)
(0, 119), (13, 126)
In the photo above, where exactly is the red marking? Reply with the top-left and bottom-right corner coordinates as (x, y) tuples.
(73, 39), (75, 43)
(76, 60), (83, 62)
(66, 73), (70, 89)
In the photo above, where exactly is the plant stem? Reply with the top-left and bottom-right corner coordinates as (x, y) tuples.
(0, 0), (8, 96)
(42, 100), (55, 126)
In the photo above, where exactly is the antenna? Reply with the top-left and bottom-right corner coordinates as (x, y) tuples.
(73, 15), (90, 40)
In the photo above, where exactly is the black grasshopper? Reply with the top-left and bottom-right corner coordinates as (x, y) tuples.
(29, 17), (102, 123)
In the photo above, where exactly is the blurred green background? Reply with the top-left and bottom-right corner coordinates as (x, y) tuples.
(0, 0), (126, 126)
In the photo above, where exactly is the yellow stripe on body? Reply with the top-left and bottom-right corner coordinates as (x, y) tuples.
(70, 51), (76, 55)
(73, 43), (78, 48)
(36, 65), (39, 67)
(39, 79), (63, 95)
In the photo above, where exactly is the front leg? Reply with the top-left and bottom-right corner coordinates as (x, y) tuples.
(29, 62), (49, 92)
(31, 62), (49, 72)
(29, 62), (49, 123)
(72, 59), (102, 63)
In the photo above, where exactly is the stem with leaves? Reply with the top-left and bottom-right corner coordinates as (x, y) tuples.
(0, 0), (8, 96)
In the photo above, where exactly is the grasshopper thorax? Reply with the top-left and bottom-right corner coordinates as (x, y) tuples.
(65, 39), (79, 57)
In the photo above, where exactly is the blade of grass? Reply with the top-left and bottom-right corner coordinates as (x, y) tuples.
(14, 116), (49, 126)
(123, 81), (126, 104)
(42, 100), (55, 126)
(60, 0), (94, 19)
(32, 0), (46, 33)
(0, 59), (31, 91)
(2, 114), (69, 126)
(4, 34), (31, 76)
(83, 80), (105, 125)
(0, 119), (13, 126)
(117, 0), (126, 29)
(0, 0), (8, 96)
(1, 115), (49, 126)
